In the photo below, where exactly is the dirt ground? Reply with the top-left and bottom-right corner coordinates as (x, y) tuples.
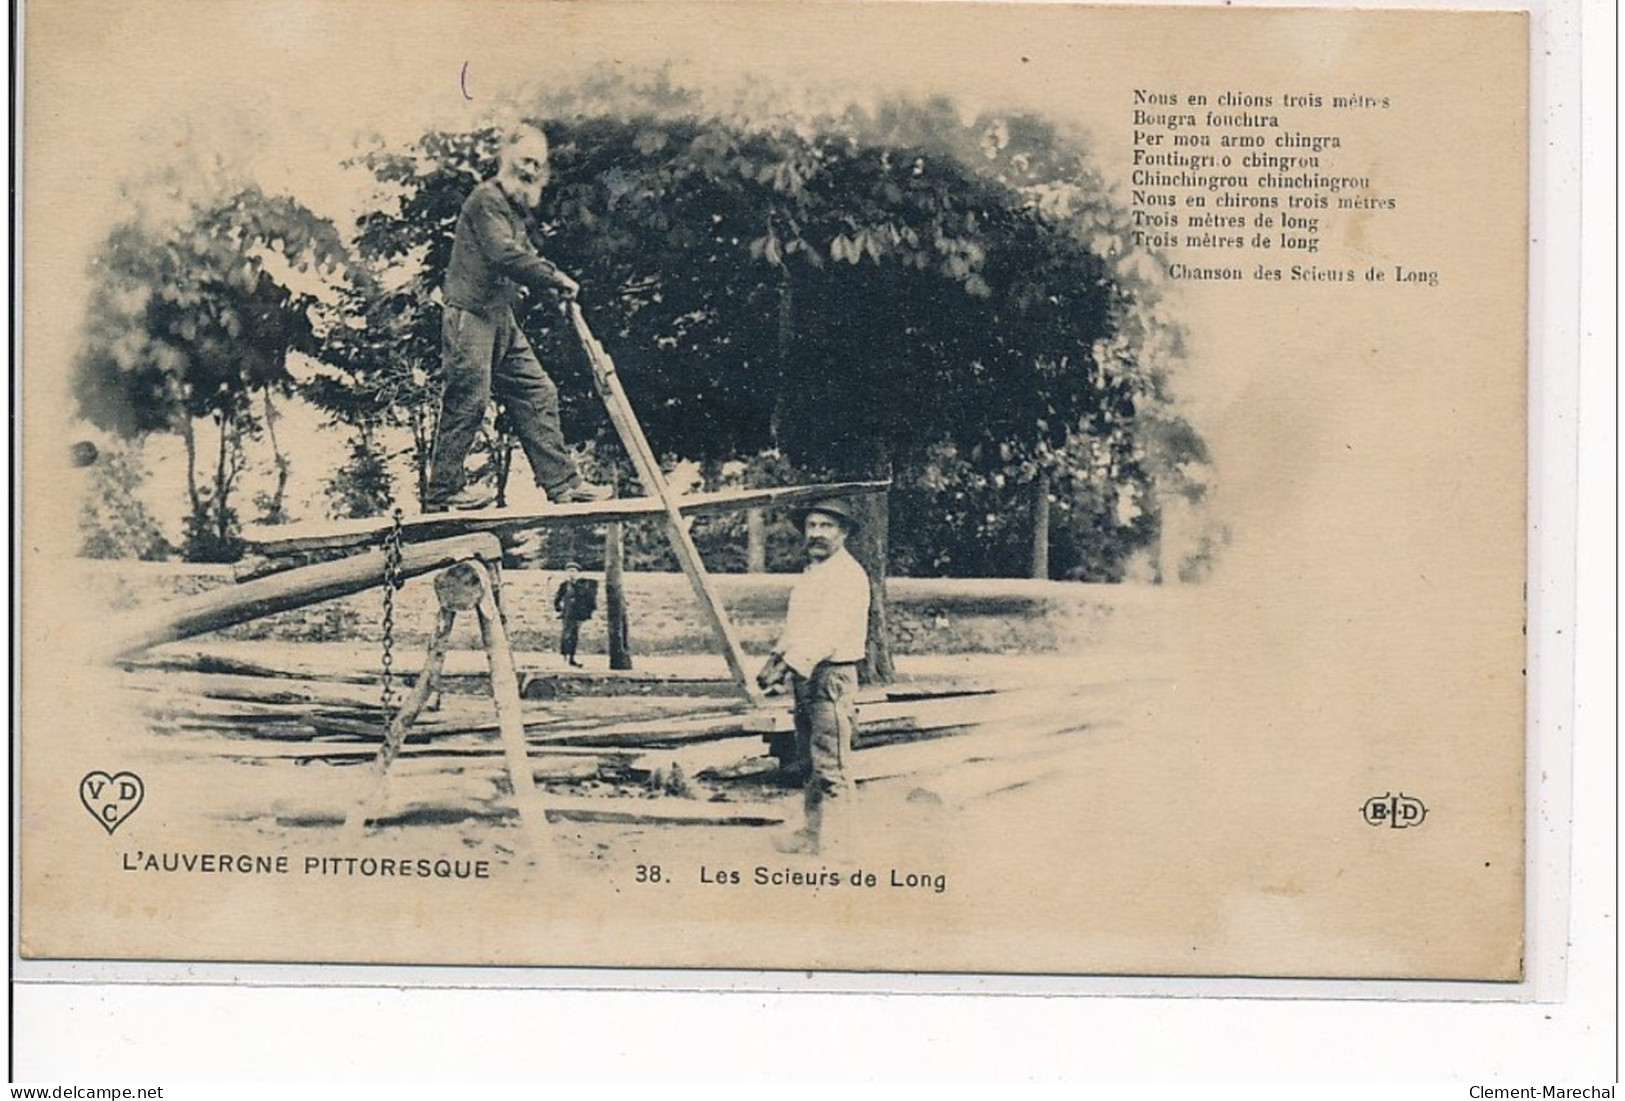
(112, 646), (1165, 864)
(93, 566), (1177, 889)
(29, 574), (1522, 979)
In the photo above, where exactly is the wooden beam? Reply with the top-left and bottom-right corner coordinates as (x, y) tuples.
(117, 653), (373, 682)
(469, 560), (553, 851)
(119, 672), (385, 711)
(282, 792), (789, 830)
(102, 533), (504, 662)
(119, 648), (742, 693)
(569, 302), (767, 708)
(541, 795), (785, 827)
(308, 702), (787, 748)
(241, 481), (889, 554)
(187, 742), (635, 765)
(345, 602), (460, 838)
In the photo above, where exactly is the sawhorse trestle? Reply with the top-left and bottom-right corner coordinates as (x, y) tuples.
(345, 555), (551, 857)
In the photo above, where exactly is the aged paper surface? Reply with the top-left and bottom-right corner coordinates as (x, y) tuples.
(17, 1), (1528, 980)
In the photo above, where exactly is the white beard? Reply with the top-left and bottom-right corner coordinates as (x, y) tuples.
(501, 175), (545, 212)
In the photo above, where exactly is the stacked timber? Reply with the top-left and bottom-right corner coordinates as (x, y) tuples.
(116, 648), (1113, 826)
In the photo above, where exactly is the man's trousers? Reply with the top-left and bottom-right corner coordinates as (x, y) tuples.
(427, 305), (577, 507)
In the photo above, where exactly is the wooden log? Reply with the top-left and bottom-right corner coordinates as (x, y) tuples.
(745, 508), (767, 573)
(117, 653), (375, 683)
(335, 794), (788, 828)
(102, 532), (505, 662)
(604, 518), (632, 671)
(129, 695), (335, 721)
(881, 686), (999, 704)
(318, 702), (787, 749)
(853, 716), (1093, 785)
(636, 738), (781, 784)
(306, 691), (753, 737)
(193, 742), (635, 766)
(346, 603), (460, 838)
(226, 747), (615, 784)
(121, 649), (744, 699)
(541, 708), (789, 748)
(120, 672), (384, 711)
(142, 724), (315, 743)
(127, 648), (1007, 702)
(1031, 469), (1051, 581)
(241, 481), (890, 555)
(540, 795), (786, 827)
(470, 560), (552, 852)
(130, 687), (532, 732)
(302, 690), (1037, 750)
(124, 651), (1001, 708)
(138, 682), (1035, 761)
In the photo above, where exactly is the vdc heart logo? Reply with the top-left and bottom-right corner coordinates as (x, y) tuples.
(80, 771), (145, 835)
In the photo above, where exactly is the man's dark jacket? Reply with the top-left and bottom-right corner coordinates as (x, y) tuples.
(554, 577), (599, 623)
(442, 179), (564, 317)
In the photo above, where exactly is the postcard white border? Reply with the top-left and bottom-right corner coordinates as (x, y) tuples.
(7, 0), (1615, 1082)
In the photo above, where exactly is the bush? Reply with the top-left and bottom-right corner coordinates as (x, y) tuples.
(79, 444), (173, 561)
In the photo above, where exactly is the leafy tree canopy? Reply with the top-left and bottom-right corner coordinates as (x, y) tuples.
(73, 182), (346, 559)
(340, 72), (1190, 494)
(75, 185), (345, 437)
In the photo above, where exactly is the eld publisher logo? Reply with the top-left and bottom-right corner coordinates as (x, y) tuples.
(1361, 792), (1427, 829)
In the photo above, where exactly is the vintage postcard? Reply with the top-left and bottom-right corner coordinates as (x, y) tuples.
(16, 0), (1530, 981)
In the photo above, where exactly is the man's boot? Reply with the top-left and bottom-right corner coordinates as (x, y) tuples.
(425, 483), (497, 513)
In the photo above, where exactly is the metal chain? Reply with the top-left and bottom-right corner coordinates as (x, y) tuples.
(379, 507), (405, 714)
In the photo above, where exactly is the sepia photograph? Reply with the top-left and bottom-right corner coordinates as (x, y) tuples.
(17, 0), (1533, 983)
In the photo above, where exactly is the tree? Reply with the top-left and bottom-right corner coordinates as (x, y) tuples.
(523, 84), (1184, 589)
(325, 428), (395, 520)
(337, 72), (1207, 674)
(310, 130), (515, 511)
(78, 442), (172, 561)
(73, 186), (344, 560)
(307, 270), (443, 511)
(539, 89), (1163, 666)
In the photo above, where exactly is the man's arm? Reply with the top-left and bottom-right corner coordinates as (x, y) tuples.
(755, 652), (790, 693)
(466, 187), (578, 296)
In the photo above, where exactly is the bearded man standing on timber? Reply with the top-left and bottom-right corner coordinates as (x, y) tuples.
(756, 498), (871, 853)
(426, 124), (613, 512)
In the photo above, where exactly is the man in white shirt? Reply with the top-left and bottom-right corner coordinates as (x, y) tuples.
(757, 498), (872, 853)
